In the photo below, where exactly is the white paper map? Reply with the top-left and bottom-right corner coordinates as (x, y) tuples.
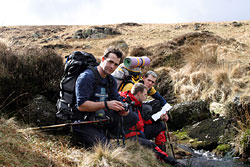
(151, 103), (172, 121)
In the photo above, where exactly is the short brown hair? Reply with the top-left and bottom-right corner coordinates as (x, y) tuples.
(145, 70), (157, 78)
(131, 83), (147, 95)
(103, 46), (123, 60)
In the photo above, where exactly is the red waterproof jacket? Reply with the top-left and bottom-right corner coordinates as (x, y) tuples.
(119, 91), (145, 138)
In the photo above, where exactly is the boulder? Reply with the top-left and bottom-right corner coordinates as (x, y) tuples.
(168, 100), (211, 130)
(117, 22), (142, 27)
(19, 95), (56, 126)
(73, 27), (121, 39)
(187, 118), (237, 151)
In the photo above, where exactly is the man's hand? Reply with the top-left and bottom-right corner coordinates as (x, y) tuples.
(160, 113), (169, 122)
(107, 100), (125, 112)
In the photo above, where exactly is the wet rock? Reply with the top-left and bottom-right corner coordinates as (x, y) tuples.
(187, 118), (237, 151)
(175, 146), (192, 159)
(168, 100), (211, 130)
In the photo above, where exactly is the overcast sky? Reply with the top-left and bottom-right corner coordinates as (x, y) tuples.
(0, 0), (249, 26)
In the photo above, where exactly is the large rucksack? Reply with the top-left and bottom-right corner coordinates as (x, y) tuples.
(55, 51), (99, 123)
(118, 67), (141, 92)
(112, 64), (142, 92)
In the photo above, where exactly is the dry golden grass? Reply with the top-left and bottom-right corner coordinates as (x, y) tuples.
(0, 21), (250, 166)
(0, 116), (168, 167)
(168, 36), (250, 103)
(1, 21), (250, 57)
(0, 21), (249, 112)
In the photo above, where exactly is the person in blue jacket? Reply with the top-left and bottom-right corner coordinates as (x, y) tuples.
(72, 46), (138, 148)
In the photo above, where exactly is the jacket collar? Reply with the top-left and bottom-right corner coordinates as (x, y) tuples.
(127, 91), (142, 106)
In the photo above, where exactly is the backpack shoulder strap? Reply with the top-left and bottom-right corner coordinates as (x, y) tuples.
(88, 66), (99, 85)
(106, 75), (113, 100)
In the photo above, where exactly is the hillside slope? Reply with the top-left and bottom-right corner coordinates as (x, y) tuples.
(0, 21), (249, 166)
(1, 21), (249, 103)
(1, 21), (249, 58)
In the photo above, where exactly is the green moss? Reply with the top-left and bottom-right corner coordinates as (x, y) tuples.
(173, 130), (189, 140)
(215, 144), (231, 156)
(241, 128), (250, 145)
(240, 128), (250, 154)
(174, 129), (212, 150)
(216, 144), (231, 152)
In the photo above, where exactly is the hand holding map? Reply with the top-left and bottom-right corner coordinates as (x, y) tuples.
(151, 103), (172, 121)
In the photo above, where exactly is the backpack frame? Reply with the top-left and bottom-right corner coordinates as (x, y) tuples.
(56, 51), (99, 123)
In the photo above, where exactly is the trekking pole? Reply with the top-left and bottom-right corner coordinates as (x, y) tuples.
(164, 121), (175, 159)
(17, 119), (110, 132)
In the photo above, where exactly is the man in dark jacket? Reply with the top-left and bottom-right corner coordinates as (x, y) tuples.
(140, 70), (169, 151)
(72, 46), (138, 148)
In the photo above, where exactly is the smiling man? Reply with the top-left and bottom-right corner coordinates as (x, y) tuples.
(72, 46), (138, 148)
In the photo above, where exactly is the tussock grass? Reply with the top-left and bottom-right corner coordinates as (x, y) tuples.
(170, 43), (250, 104)
(0, 117), (167, 167)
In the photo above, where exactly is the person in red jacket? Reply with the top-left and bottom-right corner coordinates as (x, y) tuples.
(120, 83), (186, 167)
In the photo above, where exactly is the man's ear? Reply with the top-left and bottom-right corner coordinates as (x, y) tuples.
(101, 56), (105, 62)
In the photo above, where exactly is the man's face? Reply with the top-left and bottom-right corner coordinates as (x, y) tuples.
(102, 53), (120, 75)
(137, 88), (147, 102)
(143, 75), (156, 89)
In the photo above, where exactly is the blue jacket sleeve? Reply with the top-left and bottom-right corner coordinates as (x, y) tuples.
(151, 91), (166, 106)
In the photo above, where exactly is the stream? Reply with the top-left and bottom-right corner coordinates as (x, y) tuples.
(177, 145), (249, 167)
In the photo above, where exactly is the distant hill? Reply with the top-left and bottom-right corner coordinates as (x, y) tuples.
(0, 20), (249, 103)
(0, 21), (249, 58)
